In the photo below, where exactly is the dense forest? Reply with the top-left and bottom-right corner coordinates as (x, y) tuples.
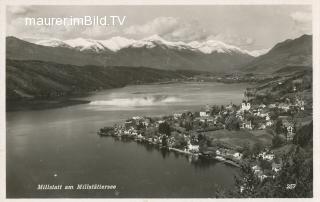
(6, 59), (201, 100)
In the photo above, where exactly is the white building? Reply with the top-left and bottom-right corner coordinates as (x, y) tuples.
(278, 103), (290, 112)
(241, 120), (252, 130)
(259, 104), (266, 108)
(266, 120), (273, 126)
(241, 102), (251, 111)
(282, 120), (295, 141)
(173, 113), (182, 119)
(187, 141), (199, 152)
(266, 114), (270, 121)
(200, 111), (209, 117)
(233, 152), (243, 160)
(259, 152), (275, 161)
(272, 163), (282, 173)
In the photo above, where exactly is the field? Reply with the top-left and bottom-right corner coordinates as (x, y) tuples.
(203, 129), (273, 149)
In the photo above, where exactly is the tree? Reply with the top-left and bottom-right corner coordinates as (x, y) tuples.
(252, 142), (263, 156)
(225, 145), (313, 198)
(225, 115), (240, 131)
(145, 127), (157, 138)
(269, 108), (280, 120)
(173, 134), (188, 149)
(185, 121), (193, 131)
(272, 135), (284, 148)
(136, 122), (145, 131)
(158, 122), (171, 136)
(274, 119), (283, 134)
(259, 159), (272, 171)
(271, 146), (313, 197)
(210, 105), (220, 115)
(293, 121), (312, 147)
(161, 135), (168, 147)
(233, 163), (261, 197)
(241, 142), (252, 159)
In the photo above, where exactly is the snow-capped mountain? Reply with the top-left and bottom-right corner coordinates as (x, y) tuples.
(34, 35), (266, 57)
(245, 48), (270, 57)
(7, 36), (255, 72)
(99, 37), (136, 52)
(36, 39), (72, 48)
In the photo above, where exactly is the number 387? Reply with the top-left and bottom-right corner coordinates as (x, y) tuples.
(286, 184), (296, 190)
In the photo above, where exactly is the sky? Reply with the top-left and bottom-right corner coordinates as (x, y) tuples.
(6, 5), (312, 50)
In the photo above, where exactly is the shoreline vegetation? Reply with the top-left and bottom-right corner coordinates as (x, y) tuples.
(6, 98), (91, 112)
(99, 130), (242, 168)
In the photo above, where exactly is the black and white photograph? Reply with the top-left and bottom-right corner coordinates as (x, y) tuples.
(1, 0), (319, 200)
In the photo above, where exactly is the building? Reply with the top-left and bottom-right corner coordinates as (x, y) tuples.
(268, 103), (276, 108)
(258, 124), (266, 130)
(241, 101), (251, 111)
(266, 114), (271, 121)
(187, 141), (199, 153)
(295, 97), (305, 111)
(259, 104), (266, 108)
(266, 120), (273, 126)
(258, 174), (268, 181)
(272, 162), (282, 173)
(200, 111), (209, 117)
(233, 152), (243, 160)
(142, 118), (151, 126)
(278, 103), (290, 112)
(173, 113), (182, 119)
(282, 120), (295, 141)
(252, 165), (261, 174)
(258, 152), (275, 161)
(241, 120), (252, 130)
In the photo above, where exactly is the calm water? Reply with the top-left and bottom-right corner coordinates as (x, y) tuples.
(7, 82), (248, 198)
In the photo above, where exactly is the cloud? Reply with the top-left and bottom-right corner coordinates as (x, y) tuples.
(7, 13), (257, 49)
(7, 6), (34, 16)
(124, 17), (179, 36)
(7, 17), (80, 39)
(82, 26), (118, 38)
(290, 11), (312, 34)
(7, 16), (119, 40)
(124, 17), (208, 42)
(124, 17), (253, 44)
(164, 20), (208, 41)
(207, 33), (255, 47)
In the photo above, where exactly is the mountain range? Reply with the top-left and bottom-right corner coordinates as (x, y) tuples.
(6, 34), (312, 102)
(33, 35), (265, 56)
(6, 34), (312, 74)
(7, 35), (261, 73)
(242, 34), (312, 73)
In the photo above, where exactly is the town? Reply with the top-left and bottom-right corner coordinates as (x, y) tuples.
(98, 78), (310, 186)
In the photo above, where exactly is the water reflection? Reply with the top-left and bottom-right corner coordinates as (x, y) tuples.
(7, 82), (245, 198)
(160, 148), (170, 159)
(105, 136), (226, 171)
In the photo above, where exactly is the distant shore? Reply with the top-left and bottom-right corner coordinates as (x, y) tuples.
(7, 80), (249, 112)
(6, 99), (90, 112)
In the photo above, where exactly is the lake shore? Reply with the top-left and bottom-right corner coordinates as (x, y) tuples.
(7, 81), (250, 197)
(6, 80), (250, 112)
(6, 99), (91, 112)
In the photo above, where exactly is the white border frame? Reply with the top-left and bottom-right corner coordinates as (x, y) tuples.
(0, 0), (319, 201)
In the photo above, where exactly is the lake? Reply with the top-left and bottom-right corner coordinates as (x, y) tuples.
(6, 82), (248, 198)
